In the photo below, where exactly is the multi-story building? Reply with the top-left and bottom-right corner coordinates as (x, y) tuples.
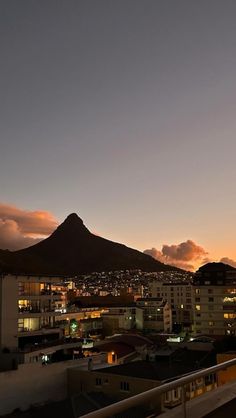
(68, 358), (217, 413)
(136, 298), (172, 332)
(101, 306), (136, 335)
(0, 274), (67, 350)
(149, 281), (193, 329)
(193, 264), (236, 336)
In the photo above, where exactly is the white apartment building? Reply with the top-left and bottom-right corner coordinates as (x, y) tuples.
(101, 306), (136, 335)
(149, 281), (193, 328)
(136, 298), (172, 333)
(193, 265), (236, 336)
(0, 274), (66, 350)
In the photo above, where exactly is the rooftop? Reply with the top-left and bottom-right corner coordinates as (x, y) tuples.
(105, 333), (154, 347)
(93, 342), (135, 359)
(96, 349), (216, 381)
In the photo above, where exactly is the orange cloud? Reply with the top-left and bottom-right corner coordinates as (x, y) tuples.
(144, 240), (208, 271)
(220, 257), (236, 268)
(0, 203), (58, 250)
(162, 240), (207, 262)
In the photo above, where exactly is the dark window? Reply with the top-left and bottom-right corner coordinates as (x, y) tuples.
(95, 378), (102, 386)
(120, 381), (130, 391)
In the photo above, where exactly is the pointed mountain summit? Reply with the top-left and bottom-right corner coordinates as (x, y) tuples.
(59, 213), (86, 229)
(0, 213), (182, 275)
(50, 213), (91, 237)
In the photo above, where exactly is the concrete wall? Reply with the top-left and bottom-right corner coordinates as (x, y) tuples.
(217, 353), (236, 385)
(0, 358), (86, 415)
(0, 275), (18, 349)
(68, 368), (162, 412)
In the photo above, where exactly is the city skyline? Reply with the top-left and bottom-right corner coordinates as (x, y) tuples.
(1, 1), (236, 270)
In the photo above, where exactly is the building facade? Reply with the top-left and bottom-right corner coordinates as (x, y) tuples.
(149, 281), (193, 329)
(136, 298), (172, 332)
(193, 265), (236, 336)
(0, 274), (67, 350)
(101, 306), (136, 335)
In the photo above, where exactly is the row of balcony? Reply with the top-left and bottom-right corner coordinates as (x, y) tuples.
(18, 307), (58, 314)
(19, 290), (63, 297)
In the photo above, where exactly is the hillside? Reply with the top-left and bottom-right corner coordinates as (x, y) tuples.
(0, 213), (182, 275)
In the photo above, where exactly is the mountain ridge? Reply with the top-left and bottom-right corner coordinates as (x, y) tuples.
(0, 213), (183, 274)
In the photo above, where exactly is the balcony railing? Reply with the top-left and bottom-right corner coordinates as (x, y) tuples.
(18, 308), (59, 314)
(80, 358), (236, 418)
(18, 325), (60, 333)
(18, 291), (63, 297)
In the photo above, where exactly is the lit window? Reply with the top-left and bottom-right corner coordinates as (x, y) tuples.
(223, 296), (236, 303)
(195, 305), (201, 311)
(224, 313), (236, 319)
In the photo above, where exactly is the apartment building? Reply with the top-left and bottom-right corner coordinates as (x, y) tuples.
(136, 298), (172, 332)
(68, 358), (217, 413)
(193, 264), (236, 336)
(101, 306), (136, 335)
(149, 281), (193, 328)
(0, 274), (67, 350)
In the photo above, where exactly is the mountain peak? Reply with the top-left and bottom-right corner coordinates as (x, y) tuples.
(53, 212), (90, 237)
(64, 213), (84, 225)
(1, 212), (183, 274)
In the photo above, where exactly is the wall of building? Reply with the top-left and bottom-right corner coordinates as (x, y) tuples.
(135, 307), (144, 330)
(102, 307), (136, 335)
(149, 281), (193, 325)
(217, 353), (236, 385)
(68, 368), (162, 413)
(0, 358), (87, 415)
(193, 285), (236, 336)
(0, 275), (18, 349)
(136, 299), (172, 332)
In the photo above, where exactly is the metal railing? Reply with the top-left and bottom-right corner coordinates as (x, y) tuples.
(80, 358), (236, 418)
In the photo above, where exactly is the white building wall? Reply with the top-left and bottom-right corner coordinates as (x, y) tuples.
(0, 358), (99, 415)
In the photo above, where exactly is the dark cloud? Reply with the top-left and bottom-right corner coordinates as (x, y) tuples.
(0, 203), (58, 250)
(144, 240), (208, 271)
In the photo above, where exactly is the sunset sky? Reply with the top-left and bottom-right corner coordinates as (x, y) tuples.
(1, 1), (236, 271)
